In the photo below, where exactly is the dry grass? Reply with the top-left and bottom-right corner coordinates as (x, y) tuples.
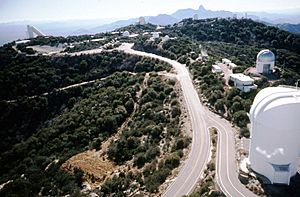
(61, 149), (116, 189)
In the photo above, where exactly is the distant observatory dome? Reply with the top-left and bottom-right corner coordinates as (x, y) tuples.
(122, 31), (130, 37)
(257, 49), (275, 62)
(152, 32), (160, 39)
(193, 14), (199, 20)
(256, 49), (275, 74)
(139, 16), (146, 25)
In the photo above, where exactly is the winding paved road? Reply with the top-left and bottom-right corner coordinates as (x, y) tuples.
(118, 43), (211, 196)
(205, 110), (257, 197)
(119, 43), (256, 197)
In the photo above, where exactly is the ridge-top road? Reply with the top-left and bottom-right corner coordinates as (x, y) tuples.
(118, 43), (257, 197)
(118, 43), (211, 197)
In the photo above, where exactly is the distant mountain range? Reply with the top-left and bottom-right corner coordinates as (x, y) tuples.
(277, 23), (300, 34)
(1, 5), (300, 45)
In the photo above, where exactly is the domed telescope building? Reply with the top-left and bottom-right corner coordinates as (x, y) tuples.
(256, 49), (275, 74)
(122, 31), (130, 37)
(249, 87), (300, 185)
(139, 17), (146, 25)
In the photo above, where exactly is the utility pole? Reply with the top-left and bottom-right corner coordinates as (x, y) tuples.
(296, 79), (300, 90)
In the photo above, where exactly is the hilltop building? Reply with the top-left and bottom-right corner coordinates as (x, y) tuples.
(162, 35), (170, 42)
(15, 40), (31, 45)
(152, 32), (160, 39)
(27, 25), (45, 39)
(256, 49), (275, 74)
(139, 17), (146, 25)
(228, 62), (238, 70)
(212, 65), (222, 73)
(193, 14), (199, 20)
(222, 58), (231, 66)
(249, 87), (300, 185)
(229, 74), (257, 92)
(122, 31), (130, 37)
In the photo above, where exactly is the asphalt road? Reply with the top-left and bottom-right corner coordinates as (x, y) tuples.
(119, 43), (211, 196)
(205, 110), (257, 197)
(118, 43), (256, 197)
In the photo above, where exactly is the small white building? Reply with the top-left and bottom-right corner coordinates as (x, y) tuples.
(256, 49), (275, 74)
(122, 31), (130, 37)
(151, 32), (160, 39)
(212, 65), (222, 73)
(228, 62), (238, 70)
(193, 14), (199, 20)
(249, 87), (300, 185)
(162, 35), (170, 42)
(111, 31), (120, 35)
(229, 73), (257, 92)
(129, 34), (139, 38)
(201, 50), (209, 60)
(222, 58), (231, 66)
(15, 40), (31, 45)
(156, 26), (165, 30)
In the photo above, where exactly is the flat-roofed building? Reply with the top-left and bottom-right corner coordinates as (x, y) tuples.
(222, 58), (231, 66)
(151, 32), (160, 39)
(229, 73), (257, 92)
(228, 62), (238, 70)
(212, 64), (222, 73)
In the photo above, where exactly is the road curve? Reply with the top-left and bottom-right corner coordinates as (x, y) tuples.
(118, 43), (211, 196)
(205, 109), (257, 197)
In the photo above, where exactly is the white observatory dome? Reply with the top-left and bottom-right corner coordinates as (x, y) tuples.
(122, 31), (130, 37)
(256, 49), (275, 74)
(139, 17), (146, 25)
(257, 49), (275, 62)
(249, 87), (300, 185)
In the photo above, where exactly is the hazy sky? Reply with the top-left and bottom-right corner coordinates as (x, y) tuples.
(0, 0), (300, 22)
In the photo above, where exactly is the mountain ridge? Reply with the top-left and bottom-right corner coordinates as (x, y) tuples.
(1, 5), (300, 45)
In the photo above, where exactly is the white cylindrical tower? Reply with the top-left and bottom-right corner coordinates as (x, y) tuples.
(139, 17), (146, 25)
(249, 87), (300, 185)
(256, 49), (275, 74)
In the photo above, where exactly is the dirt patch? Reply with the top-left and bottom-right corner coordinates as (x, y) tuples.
(61, 150), (116, 188)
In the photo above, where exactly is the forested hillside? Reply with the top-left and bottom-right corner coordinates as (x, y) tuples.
(131, 18), (300, 138)
(135, 18), (300, 74)
(0, 72), (144, 196)
(0, 41), (188, 196)
(1, 17), (300, 196)
(175, 18), (300, 54)
(0, 50), (170, 100)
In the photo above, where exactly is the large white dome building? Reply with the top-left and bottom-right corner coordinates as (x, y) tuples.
(256, 49), (275, 74)
(249, 87), (300, 185)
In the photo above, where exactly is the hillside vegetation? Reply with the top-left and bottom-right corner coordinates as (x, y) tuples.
(129, 18), (300, 138)
(0, 42), (189, 196)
